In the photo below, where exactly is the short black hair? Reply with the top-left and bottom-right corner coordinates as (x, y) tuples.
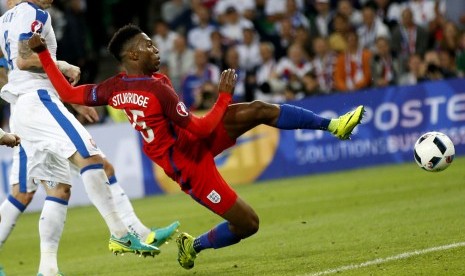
(108, 24), (143, 62)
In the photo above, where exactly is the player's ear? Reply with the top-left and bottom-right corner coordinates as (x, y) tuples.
(127, 50), (139, 61)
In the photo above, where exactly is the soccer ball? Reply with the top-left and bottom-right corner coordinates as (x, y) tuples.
(413, 132), (455, 172)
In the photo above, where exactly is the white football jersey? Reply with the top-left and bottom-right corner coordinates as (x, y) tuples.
(0, 2), (57, 101)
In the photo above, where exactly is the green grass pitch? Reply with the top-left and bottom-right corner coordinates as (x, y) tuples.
(1, 158), (464, 275)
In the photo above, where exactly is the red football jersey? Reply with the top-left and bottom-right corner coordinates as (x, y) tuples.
(79, 73), (194, 159)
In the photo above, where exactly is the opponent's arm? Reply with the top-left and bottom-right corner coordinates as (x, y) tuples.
(28, 33), (92, 105)
(18, 36), (81, 85)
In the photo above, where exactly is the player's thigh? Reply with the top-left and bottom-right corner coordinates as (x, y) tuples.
(40, 181), (71, 201)
(13, 90), (102, 161)
(11, 139), (74, 192)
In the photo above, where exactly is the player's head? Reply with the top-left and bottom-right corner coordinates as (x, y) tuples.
(108, 24), (160, 74)
(27, 0), (54, 9)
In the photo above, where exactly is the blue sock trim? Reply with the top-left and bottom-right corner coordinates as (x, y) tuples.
(7, 195), (26, 212)
(194, 221), (241, 252)
(107, 175), (117, 185)
(277, 104), (330, 130)
(45, 196), (68, 206)
(80, 163), (104, 175)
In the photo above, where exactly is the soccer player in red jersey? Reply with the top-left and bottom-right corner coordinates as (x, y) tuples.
(28, 25), (364, 269)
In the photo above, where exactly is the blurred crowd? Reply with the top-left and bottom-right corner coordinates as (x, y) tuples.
(1, 0), (465, 126)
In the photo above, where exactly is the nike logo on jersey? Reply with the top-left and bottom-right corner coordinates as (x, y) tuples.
(112, 92), (149, 108)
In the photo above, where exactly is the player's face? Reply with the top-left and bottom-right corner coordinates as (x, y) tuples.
(133, 33), (160, 74)
(32, 0), (54, 9)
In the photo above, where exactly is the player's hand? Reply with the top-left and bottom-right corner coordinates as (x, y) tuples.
(28, 33), (47, 53)
(71, 104), (100, 123)
(57, 61), (81, 86)
(218, 69), (237, 96)
(0, 133), (20, 148)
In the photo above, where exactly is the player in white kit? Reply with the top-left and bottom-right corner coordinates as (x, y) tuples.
(0, 1), (175, 275)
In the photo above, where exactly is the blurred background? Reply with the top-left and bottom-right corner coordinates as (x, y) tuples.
(1, 0), (464, 127)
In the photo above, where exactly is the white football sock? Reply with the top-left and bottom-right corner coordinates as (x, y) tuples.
(38, 197), (67, 276)
(81, 164), (127, 238)
(107, 177), (151, 240)
(0, 195), (26, 247)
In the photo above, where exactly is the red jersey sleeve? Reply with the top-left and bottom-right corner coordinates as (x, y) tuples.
(155, 81), (232, 138)
(37, 50), (110, 106)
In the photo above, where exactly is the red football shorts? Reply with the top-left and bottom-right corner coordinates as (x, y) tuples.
(157, 123), (238, 215)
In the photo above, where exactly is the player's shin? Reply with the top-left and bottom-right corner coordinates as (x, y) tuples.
(80, 164), (127, 238)
(0, 195), (26, 247)
(38, 196), (68, 276)
(193, 221), (241, 253)
(276, 104), (331, 131)
(106, 176), (151, 240)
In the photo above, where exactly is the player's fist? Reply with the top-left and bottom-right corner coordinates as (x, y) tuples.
(28, 33), (47, 53)
(0, 133), (20, 148)
(218, 69), (237, 96)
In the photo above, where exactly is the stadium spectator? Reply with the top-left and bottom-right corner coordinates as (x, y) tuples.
(283, 0), (309, 30)
(457, 31), (465, 77)
(311, 37), (336, 93)
(437, 49), (458, 78)
(192, 81), (218, 111)
(182, 49), (220, 109)
(308, 0), (333, 37)
(371, 36), (402, 87)
(407, 0), (445, 28)
(208, 30), (227, 68)
(254, 42), (279, 102)
(373, 0), (402, 29)
(272, 43), (312, 82)
(397, 53), (426, 85)
(29, 25), (364, 272)
(187, 5), (216, 51)
(357, 2), (390, 51)
(223, 47), (246, 102)
(337, 0), (363, 28)
(151, 20), (178, 64)
(294, 26), (313, 57)
(236, 23), (262, 72)
(264, 0), (305, 23)
(219, 6), (253, 45)
(161, 0), (189, 26)
(328, 12), (350, 53)
(438, 21), (460, 52)
(334, 31), (372, 91)
(391, 8), (429, 68)
(167, 35), (195, 92)
(301, 71), (323, 97)
(275, 18), (296, 59)
(213, 0), (256, 24)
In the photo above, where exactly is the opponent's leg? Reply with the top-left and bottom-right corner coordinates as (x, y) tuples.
(70, 153), (159, 256)
(222, 101), (364, 140)
(38, 181), (70, 276)
(0, 184), (34, 247)
(103, 159), (179, 247)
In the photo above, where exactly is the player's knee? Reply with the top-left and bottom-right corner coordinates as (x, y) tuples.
(10, 188), (34, 206)
(249, 100), (276, 121)
(102, 159), (115, 177)
(46, 183), (71, 201)
(241, 212), (260, 238)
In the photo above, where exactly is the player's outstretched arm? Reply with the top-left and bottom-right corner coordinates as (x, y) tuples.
(27, 33), (92, 105)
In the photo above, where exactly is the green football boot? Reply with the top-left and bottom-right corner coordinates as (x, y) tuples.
(330, 105), (365, 140)
(109, 232), (160, 257)
(146, 221), (180, 248)
(176, 232), (197, 270)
